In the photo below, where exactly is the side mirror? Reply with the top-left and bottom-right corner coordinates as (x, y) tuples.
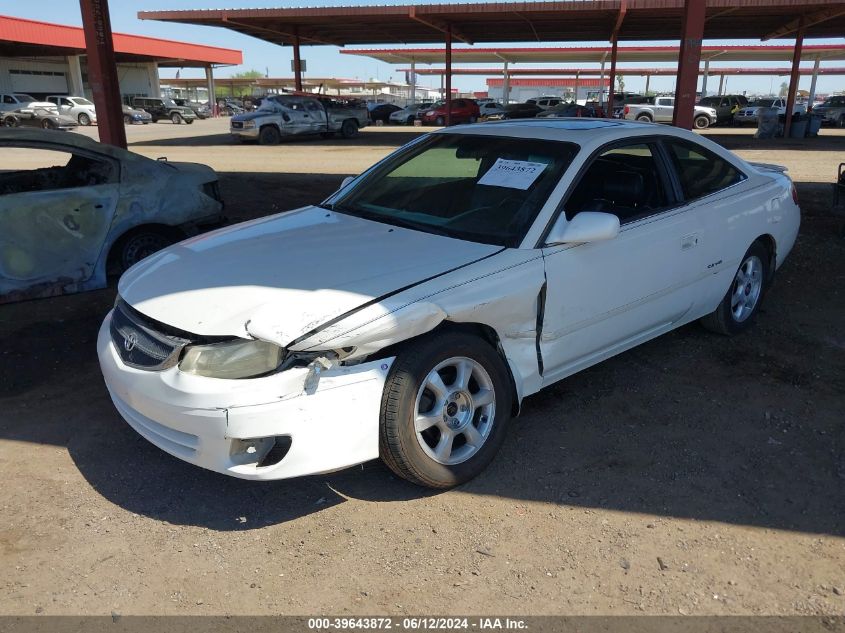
(340, 176), (355, 189)
(545, 212), (620, 246)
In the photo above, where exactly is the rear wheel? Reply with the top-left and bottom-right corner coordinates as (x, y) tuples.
(259, 125), (281, 145)
(636, 114), (652, 122)
(2, 116), (17, 127)
(380, 332), (513, 489)
(435, 116), (445, 126)
(185, 119), (194, 125)
(78, 113), (91, 126)
(123, 114), (132, 124)
(340, 119), (359, 139)
(41, 119), (56, 130)
(171, 112), (183, 124)
(694, 115), (711, 129)
(700, 241), (770, 335)
(116, 228), (176, 272)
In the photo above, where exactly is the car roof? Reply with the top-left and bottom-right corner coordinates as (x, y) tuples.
(0, 127), (144, 162)
(436, 117), (715, 151)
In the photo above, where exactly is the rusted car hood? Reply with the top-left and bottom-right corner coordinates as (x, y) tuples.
(118, 206), (500, 346)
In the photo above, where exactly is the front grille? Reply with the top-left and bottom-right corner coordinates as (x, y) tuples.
(231, 121), (243, 129)
(110, 300), (191, 370)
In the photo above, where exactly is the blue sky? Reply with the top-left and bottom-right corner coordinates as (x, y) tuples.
(3, 0), (843, 96)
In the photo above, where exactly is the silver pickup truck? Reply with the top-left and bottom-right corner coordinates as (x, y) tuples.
(230, 94), (368, 144)
(623, 96), (717, 129)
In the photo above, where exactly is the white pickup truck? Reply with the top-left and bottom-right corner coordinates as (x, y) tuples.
(230, 94), (369, 145)
(623, 96), (717, 129)
(0, 93), (56, 114)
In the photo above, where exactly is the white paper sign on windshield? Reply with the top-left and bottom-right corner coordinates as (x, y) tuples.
(477, 158), (548, 190)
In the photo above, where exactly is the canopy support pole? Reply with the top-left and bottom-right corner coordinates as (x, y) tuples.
(79, 0), (126, 149)
(293, 27), (303, 92)
(783, 19), (805, 138)
(445, 23), (452, 126)
(672, 0), (705, 129)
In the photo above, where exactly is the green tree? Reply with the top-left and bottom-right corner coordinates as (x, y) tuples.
(231, 69), (264, 79)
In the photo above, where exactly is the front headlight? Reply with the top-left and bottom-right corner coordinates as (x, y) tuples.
(241, 120), (256, 128)
(179, 339), (283, 379)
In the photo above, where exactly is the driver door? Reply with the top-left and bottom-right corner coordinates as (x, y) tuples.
(539, 141), (703, 384)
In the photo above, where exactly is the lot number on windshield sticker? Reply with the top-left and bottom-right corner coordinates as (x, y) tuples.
(477, 158), (547, 190)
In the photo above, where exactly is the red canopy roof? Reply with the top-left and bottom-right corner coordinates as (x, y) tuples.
(0, 14), (242, 67)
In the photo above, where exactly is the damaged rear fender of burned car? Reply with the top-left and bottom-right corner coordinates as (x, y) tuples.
(100, 204), (543, 483)
(0, 129), (224, 304)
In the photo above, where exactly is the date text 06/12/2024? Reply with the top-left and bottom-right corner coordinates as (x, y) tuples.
(307, 617), (528, 630)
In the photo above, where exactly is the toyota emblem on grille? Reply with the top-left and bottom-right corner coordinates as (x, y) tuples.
(123, 331), (138, 352)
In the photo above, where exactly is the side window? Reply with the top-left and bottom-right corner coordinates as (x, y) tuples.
(665, 139), (745, 201)
(0, 147), (117, 195)
(3, 95), (14, 104)
(566, 143), (669, 224)
(304, 100), (322, 112)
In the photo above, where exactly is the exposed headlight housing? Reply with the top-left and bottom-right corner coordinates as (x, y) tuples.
(241, 120), (256, 128)
(179, 339), (284, 379)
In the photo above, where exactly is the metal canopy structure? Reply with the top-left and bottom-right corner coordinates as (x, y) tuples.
(0, 14), (242, 67)
(139, 1), (845, 45)
(341, 44), (845, 64)
(406, 66), (845, 76)
(140, 0), (845, 128)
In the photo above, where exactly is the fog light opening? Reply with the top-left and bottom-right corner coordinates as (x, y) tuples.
(257, 436), (292, 468)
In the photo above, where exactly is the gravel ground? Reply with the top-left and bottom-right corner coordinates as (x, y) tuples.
(0, 119), (843, 617)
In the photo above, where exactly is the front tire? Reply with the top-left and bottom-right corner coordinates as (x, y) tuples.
(435, 116), (445, 126)
(78, 113), (91, 126)
(380, 332), (513, 489)
(700, 241), (770, 335)
(694, 115), (711, 129)
(123, 114), (132, 124)
(171, 112), (183, 124)
(41, 119), (56, 130)
(259, 125), (281, 145)
(340, 119), (359, 139)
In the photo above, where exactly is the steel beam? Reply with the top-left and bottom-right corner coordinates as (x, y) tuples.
(607, 36), (619, 118)
(293, 27), (303, 91)
(807, 57), (820, 110)
(79, 0), (126, 149)
(502, 61), (510, 104)
(205, 64), (216, 115)
(718, 74), (725, 95)
(672, 0), (705, 130)
(701, 59), (709, 98)
(445, 23), (452, 126)
(783, 21), (805, 138)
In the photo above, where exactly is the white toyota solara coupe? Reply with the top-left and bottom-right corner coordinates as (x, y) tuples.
(98, 119), (800, 488)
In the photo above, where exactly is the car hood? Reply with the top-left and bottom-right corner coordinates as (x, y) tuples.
(232, 111), (272, 122)
(118, 206), (501, 346)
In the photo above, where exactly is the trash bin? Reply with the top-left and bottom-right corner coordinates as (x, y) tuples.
(784, 112), (808, 138)
(806, 113), (823, 137)
(755, 107), (778, 139)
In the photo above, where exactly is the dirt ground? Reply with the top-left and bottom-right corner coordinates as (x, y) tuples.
(0, 119), (843, 617)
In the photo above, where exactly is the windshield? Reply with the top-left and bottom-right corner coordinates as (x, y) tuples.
(72, 98), (94, 106)
(14, 94), (36, 101)
(749, 99), (776, 108)
(32, 107), (55, 116)
(325, 133), (578, 247)
(163, 99), (178, 107)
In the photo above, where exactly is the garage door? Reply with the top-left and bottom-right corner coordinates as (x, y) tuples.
(9, 70), (68, 95)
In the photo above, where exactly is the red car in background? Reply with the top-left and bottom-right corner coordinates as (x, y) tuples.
(420, 99), (480, 125)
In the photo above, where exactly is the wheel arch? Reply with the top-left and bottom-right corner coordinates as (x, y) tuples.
(106, 223), (186, 274)
(373, 320), (522, 416)
(754, 233), (777, 284)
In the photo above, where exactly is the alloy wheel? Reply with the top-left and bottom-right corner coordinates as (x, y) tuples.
(730, 255), (763, 322)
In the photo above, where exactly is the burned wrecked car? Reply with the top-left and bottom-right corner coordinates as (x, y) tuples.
(2, 106), (78, 131)
(0, 128), (223, 303)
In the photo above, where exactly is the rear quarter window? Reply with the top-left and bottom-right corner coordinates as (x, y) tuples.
(665, 139), (746, 201)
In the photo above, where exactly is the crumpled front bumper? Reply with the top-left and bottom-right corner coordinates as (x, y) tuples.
(97, 311), (393, 480)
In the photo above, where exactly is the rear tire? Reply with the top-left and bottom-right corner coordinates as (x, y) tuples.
(185, 119), (194, 125)
(694, 115), (711, 129)
(636, 114), (652, 122)
(379, 332), (513, 489)
(41, 119), (56, 130)
(435, 116), (445, 126)
(123, 114), (132, 124)
(259, 125), (281, 145)
(171, 112), (182, 124)
(340, 119), (359, 139)
(116, 228), (176, 272)
(700, 241), (770, 335)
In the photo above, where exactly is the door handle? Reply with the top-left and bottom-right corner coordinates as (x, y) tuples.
(95, 204), (104, 209)
(681, 233), (699, 250)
